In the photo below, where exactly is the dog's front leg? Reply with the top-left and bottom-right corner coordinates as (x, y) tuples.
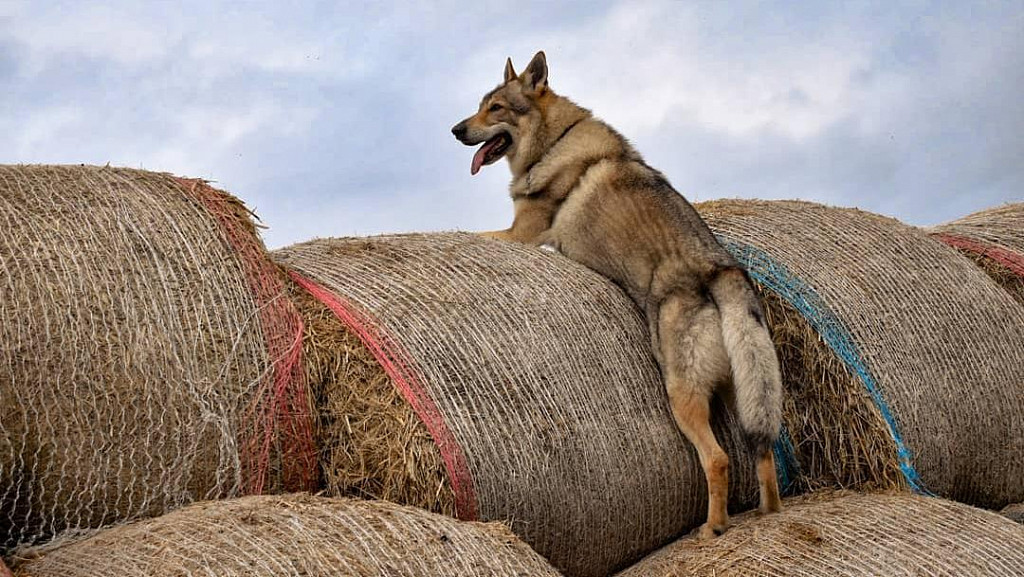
(480, 203), (553, 245)
(480, 229), (516, 241)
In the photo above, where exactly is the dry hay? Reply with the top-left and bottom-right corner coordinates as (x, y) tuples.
(274, 234), (760, 577)
(285, 277), (455, 515)
(929, 204), (1024, 306)
(0, 165), (315, 553)
(9, 494), (561, 576)
(755, 287), (905, 493)
(696, 199), (1024, 508)
(615, 491), (1024, 577)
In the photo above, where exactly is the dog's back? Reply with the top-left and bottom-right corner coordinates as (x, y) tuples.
(544, 120), (782, 443)
(544, 134), (736, 305)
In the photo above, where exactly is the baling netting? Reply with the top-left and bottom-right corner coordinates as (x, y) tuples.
(930, 203), (1024, 306)
(616, 492), (1024, 577)
(10, 494), (561, 576)
(0, 165), (315, 554)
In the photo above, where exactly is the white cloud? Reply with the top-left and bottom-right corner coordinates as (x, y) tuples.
(462, 1), (874, 142)
(186, 28), (367, 81)
(6, 4), (175, 71)
(3, 1), (366, 82)
(2, 1), (1021, 246)
(0, 1), (27, 20)
(139, 100), (319, 183)
(11, 106), (84, 159)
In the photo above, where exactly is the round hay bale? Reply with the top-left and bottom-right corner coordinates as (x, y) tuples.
(274, 233), (760, 577)
(285, 279), (455, 515)
(696, 199), (1024, 508)
(930, 203), (1024, 306)
(615, 491), (1024, 577)
(8, 494), (561, 576)
(0, 165), (316, 553)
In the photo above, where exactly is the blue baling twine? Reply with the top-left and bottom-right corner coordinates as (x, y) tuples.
(772, 428), (800, 495)
(717, 235), (929, 494)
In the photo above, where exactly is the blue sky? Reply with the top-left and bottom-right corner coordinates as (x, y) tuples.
(2, 1), (1021, 248)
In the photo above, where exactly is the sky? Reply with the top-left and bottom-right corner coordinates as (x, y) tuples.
(1, 1), (1021, 248)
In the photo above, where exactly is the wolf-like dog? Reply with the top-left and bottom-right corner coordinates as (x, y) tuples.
(451, 51), (784, 537)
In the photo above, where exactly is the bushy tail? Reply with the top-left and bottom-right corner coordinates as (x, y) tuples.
(710, 268), (783, 455)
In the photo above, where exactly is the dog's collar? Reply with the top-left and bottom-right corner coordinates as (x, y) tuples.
(520, 118), (585, 195)
(552, 117), (584, 148)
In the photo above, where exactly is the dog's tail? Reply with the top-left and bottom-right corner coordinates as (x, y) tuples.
(709, 267), (783, 455)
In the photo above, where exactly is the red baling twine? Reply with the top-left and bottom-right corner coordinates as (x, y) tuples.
(934, 233), (1024, 278)
(289, 271), (478, 520)
(175, 178), (317, 494)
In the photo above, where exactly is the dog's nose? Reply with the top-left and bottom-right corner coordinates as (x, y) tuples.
(451, 121), (467, 140)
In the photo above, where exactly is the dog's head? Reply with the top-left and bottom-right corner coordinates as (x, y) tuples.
(451, 51), (549, 175)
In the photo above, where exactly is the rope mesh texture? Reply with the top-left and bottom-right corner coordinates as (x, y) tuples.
(171, 178), (315, 495)
(615, 491), (1024, 577)
(10, 494), (561, 577)
(0, 165), (315, 554)
(273, 233), (760, 577)
(697, 199), (1024, 508)
(930, 203), (1024, 306)
(930, 203), (1024, 273)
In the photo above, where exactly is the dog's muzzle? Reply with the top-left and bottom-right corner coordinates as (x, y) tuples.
(451, 120), (469, 143)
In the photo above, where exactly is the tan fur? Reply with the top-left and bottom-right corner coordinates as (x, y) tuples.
(452, 51), (784, 536)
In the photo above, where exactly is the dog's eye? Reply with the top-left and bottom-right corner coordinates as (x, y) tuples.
(488, 103), (503, 113)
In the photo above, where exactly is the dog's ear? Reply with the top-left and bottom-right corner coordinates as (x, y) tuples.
(523, 51), (547, 92)
(504, 57), (517, 83)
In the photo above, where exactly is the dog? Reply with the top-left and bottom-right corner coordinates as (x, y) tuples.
(451, 51), (784, 538)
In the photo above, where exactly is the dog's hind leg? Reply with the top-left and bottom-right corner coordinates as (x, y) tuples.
(657, 294), (733, 539)
(756, 447), (782, 514)
(668, 388), (730, 539)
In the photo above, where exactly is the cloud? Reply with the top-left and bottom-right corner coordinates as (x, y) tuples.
(9, 106), (84, 158)
(4, 3), (177, 71)
(456, 1), (1024, 226)
(460, 2), (874, 140)
(1, 1), (1021, 248)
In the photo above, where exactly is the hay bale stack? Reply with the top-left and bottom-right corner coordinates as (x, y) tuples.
(696, 199), (1024, 508)
(275, 233), (759, 577)
(0, 165), (315, 553)
(616, 492), (1024, 577)
(929, 203), (1024, 306)
(9, 494), (561, 576)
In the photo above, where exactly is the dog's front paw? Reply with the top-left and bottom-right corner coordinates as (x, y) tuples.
(759, 499), (782, 515)
(694, 520), (730, 540)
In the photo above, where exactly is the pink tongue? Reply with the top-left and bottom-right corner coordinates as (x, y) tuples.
(471, 147), (487, 175)
(471, 138), (498, 175)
